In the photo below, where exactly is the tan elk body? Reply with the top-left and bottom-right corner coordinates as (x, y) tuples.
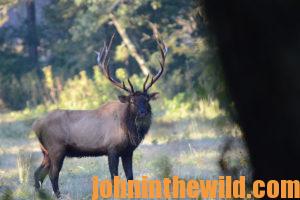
(33, 102), (132, 155)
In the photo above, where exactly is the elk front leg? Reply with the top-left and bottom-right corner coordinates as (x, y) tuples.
(121, 152), (133, 180)
(108, 153), (119, 180)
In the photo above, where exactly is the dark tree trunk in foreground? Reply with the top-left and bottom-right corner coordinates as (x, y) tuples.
(201, 0), (300, 182)
(26, 0), (38, 69)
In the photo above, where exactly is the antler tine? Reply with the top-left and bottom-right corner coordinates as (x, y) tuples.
(127, 78), (135, 93)
(143, 38), (167, 92)
(97, 33), (132, 93)
(143, 74), (150, 92)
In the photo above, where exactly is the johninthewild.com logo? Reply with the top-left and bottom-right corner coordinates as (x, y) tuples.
(91, 176), (299, 199)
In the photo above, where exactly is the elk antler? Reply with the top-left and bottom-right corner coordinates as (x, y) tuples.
(143, 38), (168, 92)
(96, 33), (135, 93)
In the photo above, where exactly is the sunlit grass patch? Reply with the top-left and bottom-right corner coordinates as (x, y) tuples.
(177, 150), (220, 166)
(144, 118), (221, 145)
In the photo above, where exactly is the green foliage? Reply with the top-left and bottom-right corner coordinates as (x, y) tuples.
(0, 72), (43, 110)
(162, 93), (193, 119)
(198, 99), (225, 119)
(0, 63), (228, 124)
(59, 67), (116, 109)
(40, 66), (225, 121)
(0, 0), (231, 120)
(115, 43), (129, 62)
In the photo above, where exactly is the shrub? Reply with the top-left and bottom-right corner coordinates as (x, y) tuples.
(0, 65), (227, 123)
(17, 151), (32, 184)
(151, 155), (173, 179)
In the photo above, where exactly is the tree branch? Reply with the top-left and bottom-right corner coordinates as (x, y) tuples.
(109, 13), (150, 75)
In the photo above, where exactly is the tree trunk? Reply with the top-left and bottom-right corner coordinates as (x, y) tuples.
(202, 0), (300, 182)
(26, 0), (38, 70)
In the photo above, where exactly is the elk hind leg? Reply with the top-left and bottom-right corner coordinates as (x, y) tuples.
(34, 148), (50, 189)
(49, 151), (65, 198)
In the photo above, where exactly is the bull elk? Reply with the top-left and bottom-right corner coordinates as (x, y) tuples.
(33, 34), (167, 198)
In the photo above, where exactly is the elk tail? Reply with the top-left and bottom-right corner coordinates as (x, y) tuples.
(32, 119), (48, 155)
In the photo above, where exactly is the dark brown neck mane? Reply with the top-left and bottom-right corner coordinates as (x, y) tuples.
(122, 104), (152, 147)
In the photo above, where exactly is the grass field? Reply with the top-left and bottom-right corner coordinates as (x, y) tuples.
(0, 108), (250, 200)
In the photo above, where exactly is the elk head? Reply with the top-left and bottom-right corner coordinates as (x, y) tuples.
(96, 33), (167, 118)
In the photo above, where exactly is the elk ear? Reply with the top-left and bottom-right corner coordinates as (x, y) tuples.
(118, 95), (129, 103)
(149, 92), (159, 100)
